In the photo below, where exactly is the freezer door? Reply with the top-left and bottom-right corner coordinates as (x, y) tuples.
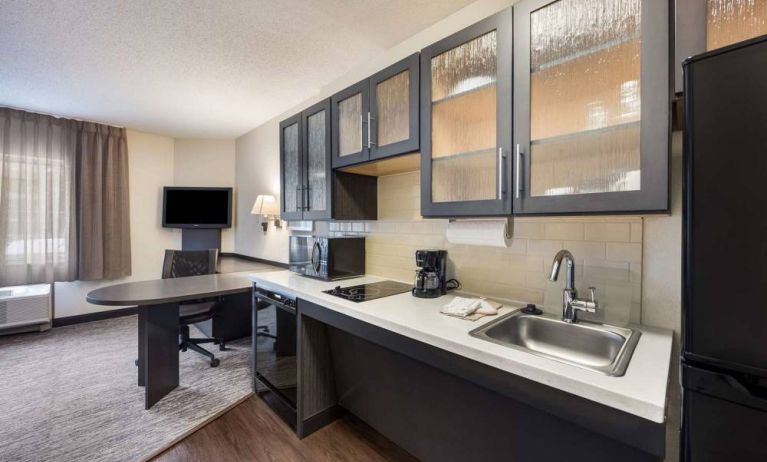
(683, 37), (767, 373)
(683, 364), (767, 461)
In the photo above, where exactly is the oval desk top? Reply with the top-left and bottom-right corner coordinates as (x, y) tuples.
(86, 272), (253, 306)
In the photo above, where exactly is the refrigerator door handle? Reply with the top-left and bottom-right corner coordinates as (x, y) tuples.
(685, 364), (767, 411)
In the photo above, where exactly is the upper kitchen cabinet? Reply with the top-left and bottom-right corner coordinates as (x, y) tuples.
(301, 100), (333, 220)
(513, 0), (671, 215)
(331, 53), (420, 168)
(676, 0), (767, 92)
(281, 100), (377, 221)
(420, 9), (513, 217)
(280, 112), (305, 220)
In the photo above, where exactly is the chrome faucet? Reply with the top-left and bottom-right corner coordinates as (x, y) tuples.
(549, 250), (597, 323)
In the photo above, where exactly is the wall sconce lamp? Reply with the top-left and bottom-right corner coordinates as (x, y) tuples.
(251, 194), (281, 232)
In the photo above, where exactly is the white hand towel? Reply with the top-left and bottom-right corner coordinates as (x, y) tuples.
(441, 297), (480, 317)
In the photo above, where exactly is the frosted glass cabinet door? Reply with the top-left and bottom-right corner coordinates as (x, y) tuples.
(369, 53), (420, 161)
(331, 80), (369, 168)
(513, 0), (670, 214)
(420, 9), (513, 217)
(280, 114), (303, 220)
(302, 99), (332, 220)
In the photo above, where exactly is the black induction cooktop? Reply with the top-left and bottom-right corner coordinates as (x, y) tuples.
(323, 280), (412, 302)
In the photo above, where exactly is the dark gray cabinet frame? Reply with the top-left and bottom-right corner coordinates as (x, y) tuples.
(280, 100), (333, 220)
(331, 54), (421, 168)
(368, 53), (420, 161)
(420, 8), (513, 218)
(301, 99), (333, 220)
(330, 79), (369, 168)
(279, 112), (304, 220)
(512, 0), (672, 215)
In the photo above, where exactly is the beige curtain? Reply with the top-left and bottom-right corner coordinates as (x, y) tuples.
(0, 107), (131, 285)
(76, 122), (131, 281)
(0, 108), (78, 285)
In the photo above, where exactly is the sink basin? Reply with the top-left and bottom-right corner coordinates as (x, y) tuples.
(469, 311), (641, 376)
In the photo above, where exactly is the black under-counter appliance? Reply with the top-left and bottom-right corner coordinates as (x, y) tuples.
(288, 236), (364, 280)
(682, 35), (767, 462)
(253, 286), (298, 428)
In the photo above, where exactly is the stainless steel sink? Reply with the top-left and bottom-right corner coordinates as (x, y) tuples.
(469, 311), (641, 376)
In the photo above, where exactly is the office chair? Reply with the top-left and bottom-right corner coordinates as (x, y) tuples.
(162, 249), (225, 367)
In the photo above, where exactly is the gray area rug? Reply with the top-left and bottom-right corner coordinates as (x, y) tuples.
(0, 315), (253, 462)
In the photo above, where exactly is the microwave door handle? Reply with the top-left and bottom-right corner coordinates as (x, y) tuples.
(311, 241), (321, 273)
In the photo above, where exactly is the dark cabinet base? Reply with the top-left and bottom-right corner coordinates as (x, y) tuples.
(297, 298), (665, 462)
(328, 327), (658, 462)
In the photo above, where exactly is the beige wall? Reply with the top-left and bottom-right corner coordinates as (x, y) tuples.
(234, 122), (290, 263)
(173, 138), (236, 252)
(54, 130), (179, 318)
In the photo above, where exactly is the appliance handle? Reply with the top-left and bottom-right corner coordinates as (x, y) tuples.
(255, 293), (296, 315)
(684, 364), (767, 411)
(311, 241), (322, 273)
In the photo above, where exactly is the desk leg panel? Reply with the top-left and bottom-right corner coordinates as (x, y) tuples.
(140, 303), (180, 409)
(138, 310), (146, 387)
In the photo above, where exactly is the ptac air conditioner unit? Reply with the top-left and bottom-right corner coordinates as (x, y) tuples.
(0, 284), (52, 335)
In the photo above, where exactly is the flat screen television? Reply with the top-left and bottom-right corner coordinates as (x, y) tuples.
(162, 187), (232, 228)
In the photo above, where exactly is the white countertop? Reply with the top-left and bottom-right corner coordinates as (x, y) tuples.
(248, 270), (673, 423)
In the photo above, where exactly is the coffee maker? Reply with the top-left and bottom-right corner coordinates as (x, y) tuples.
(412, 250), (447, 298)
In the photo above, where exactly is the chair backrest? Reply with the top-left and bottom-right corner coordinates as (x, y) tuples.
(162, 249), (219, 279)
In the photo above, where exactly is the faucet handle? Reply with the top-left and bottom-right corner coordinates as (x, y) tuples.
(588, 286), (597, 303)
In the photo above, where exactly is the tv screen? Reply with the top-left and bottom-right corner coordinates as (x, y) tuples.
(162, 187), (232, 228)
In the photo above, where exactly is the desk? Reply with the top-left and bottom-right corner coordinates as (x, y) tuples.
(86, 272), (253, 409)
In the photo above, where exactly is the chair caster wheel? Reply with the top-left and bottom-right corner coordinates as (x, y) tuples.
(219, 344), (228, 351)
(210, 359), (220, 367)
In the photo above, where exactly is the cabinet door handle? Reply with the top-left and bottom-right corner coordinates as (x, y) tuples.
(305, 185), (311, 211)
(497, 147), (505, 199)
(368, 112), (376, 148)
(360, 114), (366, 152)
(296, 186), (302, 211)
(515, 144), (524, 199)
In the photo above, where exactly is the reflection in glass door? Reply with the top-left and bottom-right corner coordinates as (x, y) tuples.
(430, 31), (498, 203)
(305, 109), (327, 215)
(707, 0), (767, 51)
(529, 0), (642, 198)
(338, 93), (363, 158)
(280, 116), (303, 219)
(376, 70), (410, 148)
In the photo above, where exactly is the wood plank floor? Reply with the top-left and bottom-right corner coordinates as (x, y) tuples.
(152, 396), (418, 462)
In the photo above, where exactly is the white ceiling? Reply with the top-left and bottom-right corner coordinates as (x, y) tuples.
(0, 0), (475, 139)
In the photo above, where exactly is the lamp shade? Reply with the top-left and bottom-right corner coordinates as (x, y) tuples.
(251, 195), (279, 216)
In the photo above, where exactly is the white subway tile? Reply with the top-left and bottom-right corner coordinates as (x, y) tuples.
(585, 223), (631, 242)
(544, 222), (585, 240)
(607, 242), (642, 263)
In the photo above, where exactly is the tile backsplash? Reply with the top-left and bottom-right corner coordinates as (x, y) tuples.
(321, 171), (643, 326)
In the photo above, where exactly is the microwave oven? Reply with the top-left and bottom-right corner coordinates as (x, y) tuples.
(288, 236), (365, 280)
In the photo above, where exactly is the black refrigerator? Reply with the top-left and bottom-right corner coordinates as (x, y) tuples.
(682, 35), (767, 462)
